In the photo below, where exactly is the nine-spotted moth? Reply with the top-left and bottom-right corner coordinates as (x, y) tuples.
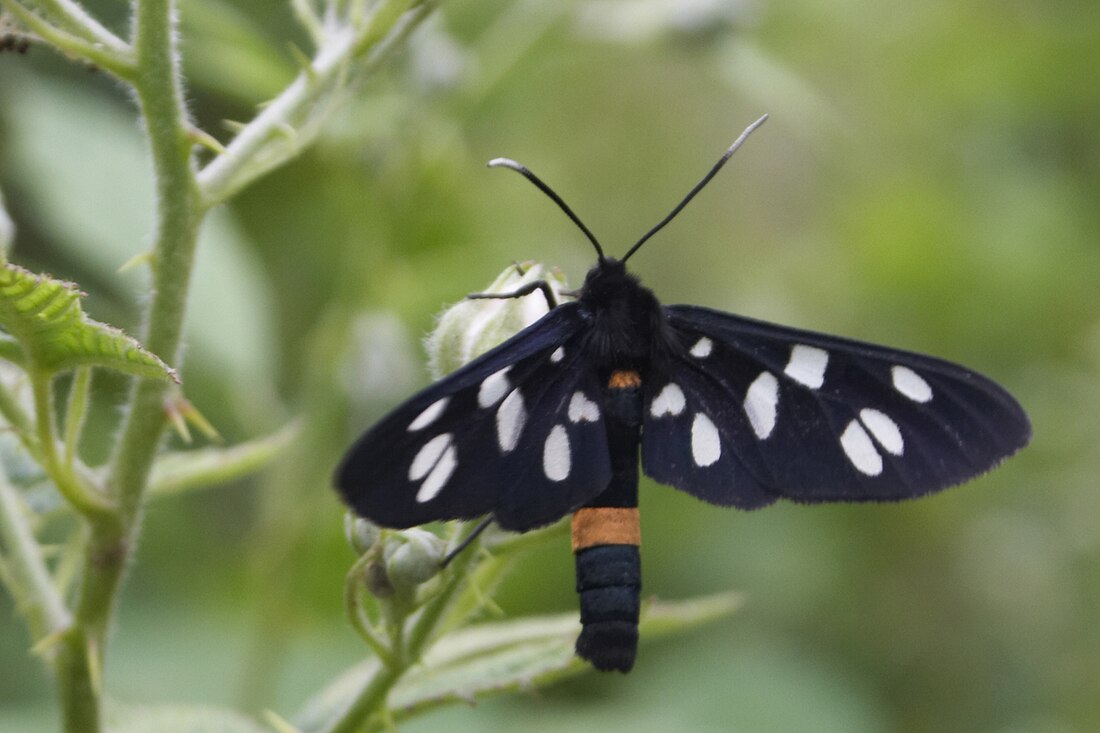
(335, 115), (1031, 672)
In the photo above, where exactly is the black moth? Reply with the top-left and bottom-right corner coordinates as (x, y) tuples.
(336, 116), (1031, 672)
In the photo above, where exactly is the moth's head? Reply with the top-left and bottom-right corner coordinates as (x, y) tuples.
(580, 257), (639, 302)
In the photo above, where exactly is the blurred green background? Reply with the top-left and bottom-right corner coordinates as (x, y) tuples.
(1, 0), (1098, 731)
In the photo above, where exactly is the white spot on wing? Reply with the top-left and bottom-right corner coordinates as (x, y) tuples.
(784, 344), (829, 389)
(543, 424), (571, 481)
(744, 372), (779, 439)
(496, 389), (526, 453)
(550, 346), (565, 363)
(691, 413), (721, 467)
(407, 397), (449, 432)
(859, 408), (904, 456)
(690, 337), (713, 358)
(568, 391), (600, 423)
(409, 433), (452, 481)
(477, 367), (511, 408)
(416, 443), (457, 503)
(840, 420), (883, 476)
(891, 365), (933, 403)
(650, 383), (686, 417)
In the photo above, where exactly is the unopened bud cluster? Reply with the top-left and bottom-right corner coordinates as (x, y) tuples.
(426, 262), (570, 378)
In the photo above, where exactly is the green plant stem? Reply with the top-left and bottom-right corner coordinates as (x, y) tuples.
(0, 376), (42, 461)
(195, 22), (354, 206)
(290, 0), (325, 45)
(20, 0), (129, 49)
(326, 662), (404, 733)
(0, 473), (70, 644)
(2, 1), (441, 730)
(344, 549), (396, 667)
(0, 471), (97, 733)
(63, 367), (91, 470)
(326, 531), (480, 733)
(0, 0), (135, 78)
(196, 0), (434, 207)
(29, 371), (112, 518)
(57, 1), (200, 730)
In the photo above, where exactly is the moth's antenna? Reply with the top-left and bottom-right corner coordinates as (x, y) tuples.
(488, 158), (606, 262)
(621, 114), (769, 264)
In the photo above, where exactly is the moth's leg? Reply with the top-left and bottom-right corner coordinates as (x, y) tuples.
(441, 516), (494, 566)
(467, 280), (559, 310)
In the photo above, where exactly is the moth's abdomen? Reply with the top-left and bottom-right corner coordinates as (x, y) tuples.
(571, 369), (643, 672)
(574, 540), (640, 672)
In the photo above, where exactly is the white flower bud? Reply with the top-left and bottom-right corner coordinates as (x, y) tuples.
(426, 262), (571, 378)
(384, 528), (446, 589)
(344, 512), (380, 555)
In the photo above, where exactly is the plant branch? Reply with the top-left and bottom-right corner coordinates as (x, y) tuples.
(58, 1), (200, 729)
(104, 0), (201, 531)
(290, 0), (325, 46)
(196, 0), (435, 207)
(29, 370), (113, 518)
(0, 0), (135, 78)
(63, 367), (90, 470)
(325, 525), (480, 733)
(0, 374), (42, 462)
(344, 549), (395, 667)
(0, 472), (71, 645)
(18, 0), (129, 50)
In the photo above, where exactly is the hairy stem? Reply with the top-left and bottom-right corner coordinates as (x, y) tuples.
(63, 367), (91, 470)
(196, 0), (434, 207)
(344, 549), (396, 667)
(0, 376), (42, 461)
(0, 473), (70, 644)
(0, 0), (135, 78)
(60, 1), (200, 730)
(30, 370), (112, 518)
(17, 0), (128, 49)
(326, 527), (480, 733)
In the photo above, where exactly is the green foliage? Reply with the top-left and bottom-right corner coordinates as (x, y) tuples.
(299, 593), (740, 730)
(0, 261), (175, 380)
(146, 423), (300, 497)
(0, 2), (744, 733)
(1, 1), (1096, 733)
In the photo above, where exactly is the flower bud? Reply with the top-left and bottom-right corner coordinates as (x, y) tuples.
(384, 528), (446, 589)
(426, 262), (570, 378)
(344, 512), (380, 555)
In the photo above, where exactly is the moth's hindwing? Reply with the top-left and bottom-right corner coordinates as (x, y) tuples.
(642, 305), (1031, 504)
(336, 303), (613, 531)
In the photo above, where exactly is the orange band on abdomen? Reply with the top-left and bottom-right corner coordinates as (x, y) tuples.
(571, 507), (641, 551)
(608, 369), (642, 389)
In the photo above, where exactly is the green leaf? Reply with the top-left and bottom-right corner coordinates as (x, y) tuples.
(294, 592), (741, 730)
(107, 704), (272, 733)
(0, 261), (177, 381)
(147, 422), (301, 497)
